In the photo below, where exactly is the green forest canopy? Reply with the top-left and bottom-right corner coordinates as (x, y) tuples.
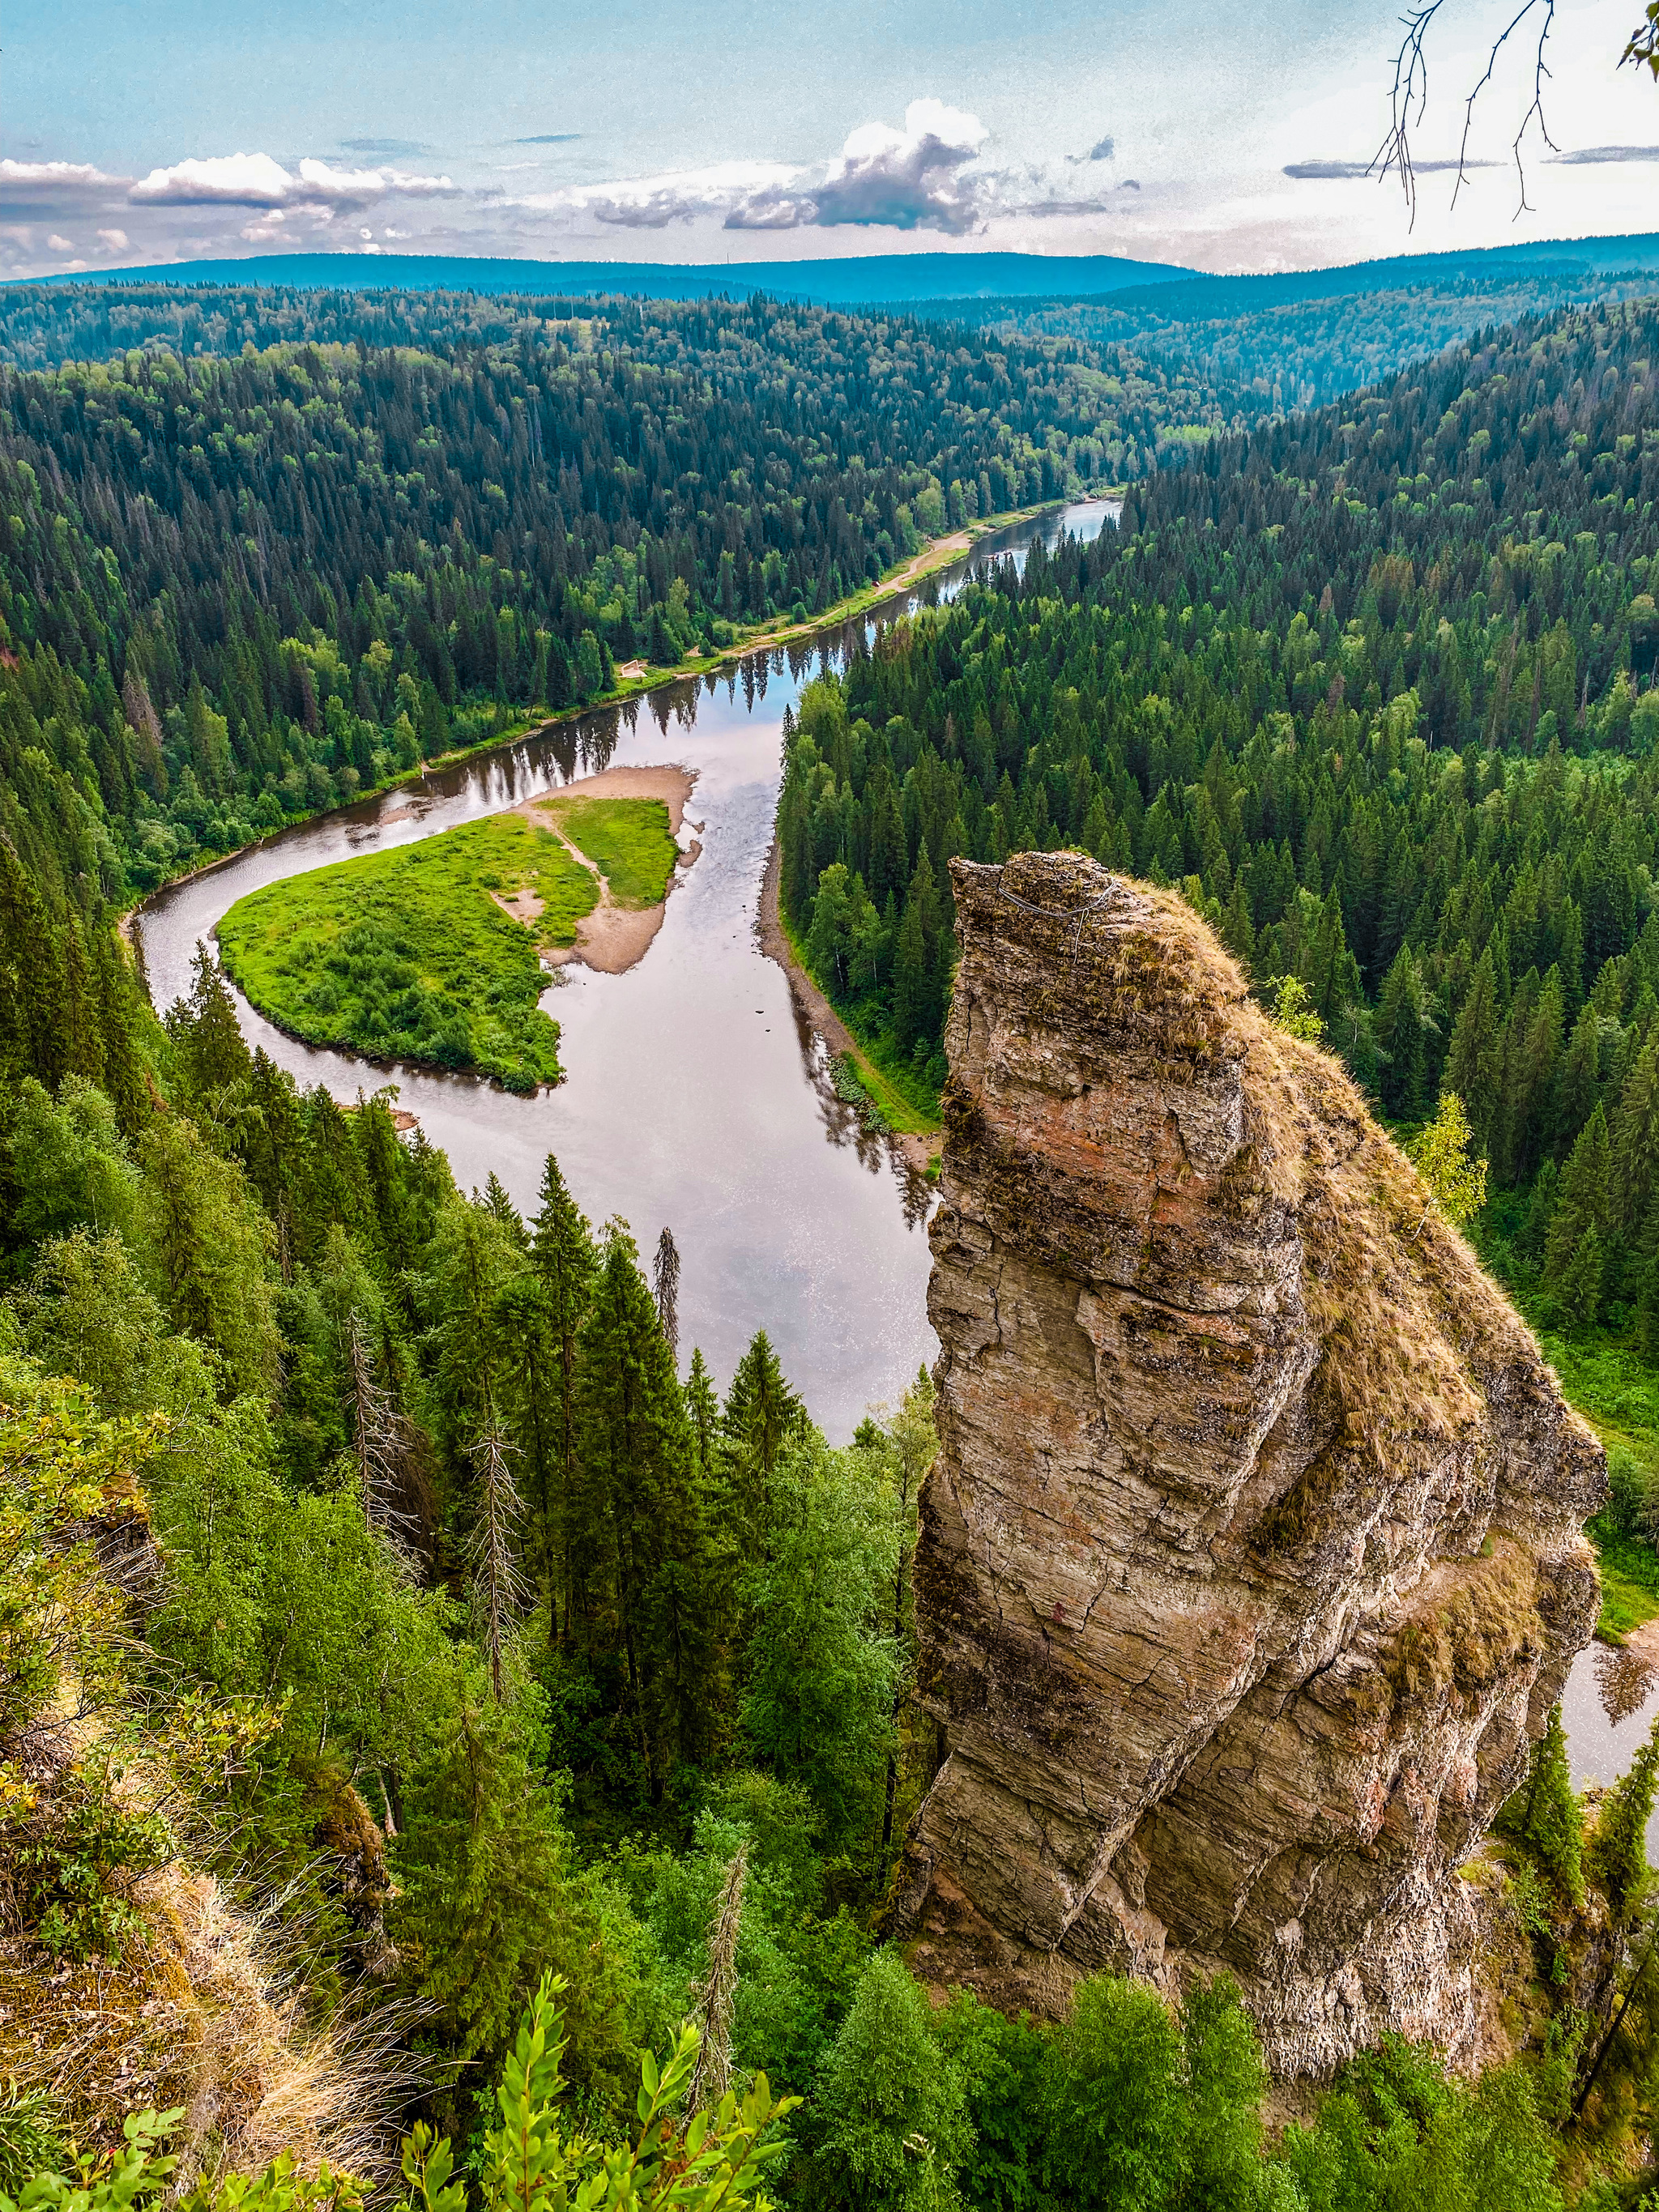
(0, 286), (1234, 910)
(779, 297), (1659, 1179)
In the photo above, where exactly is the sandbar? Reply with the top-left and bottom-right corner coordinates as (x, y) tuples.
(502, 762), (698, 976)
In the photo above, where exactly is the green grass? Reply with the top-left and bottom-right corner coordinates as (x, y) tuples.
(774, 910), (942, 1139)
(539, 795), (679, 907)
(845, 1035), (940, 1136)
(1467, 1218), (1659, 1643)
(1591, 1541), (1659, 1643)
(218, 801), (673, 1093)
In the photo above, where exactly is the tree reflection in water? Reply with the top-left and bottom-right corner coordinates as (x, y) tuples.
(1596, 1639), (1659, 1727)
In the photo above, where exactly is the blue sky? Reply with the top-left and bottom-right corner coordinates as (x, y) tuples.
(5, 0), (1659, 279)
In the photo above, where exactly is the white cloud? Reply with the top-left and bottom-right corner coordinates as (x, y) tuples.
(130, 151), (295, 205)
(807, 99), (989, 230)
(295, 157), (458, 206)
(2, 158), (122, 188)
(96, 227), (129, 250)
(47, 232), (75, 252)
(522, 100), (996, 236)
(130, 151), (458, 211)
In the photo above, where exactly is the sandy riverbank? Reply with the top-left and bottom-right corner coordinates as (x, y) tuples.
(507, 763), (699, 977)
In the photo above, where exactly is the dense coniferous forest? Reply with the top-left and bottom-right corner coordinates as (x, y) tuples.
(781, 298), (1659, 1196)
(926, 255), (1659, 410)
(9, 265), (1659, 2209)
(0, 288), (1233, 908)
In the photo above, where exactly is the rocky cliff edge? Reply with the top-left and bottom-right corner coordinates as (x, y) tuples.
(891, 851), (1606, 2077)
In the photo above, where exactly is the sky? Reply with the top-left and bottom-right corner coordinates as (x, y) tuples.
(5, 0), (1659, 282)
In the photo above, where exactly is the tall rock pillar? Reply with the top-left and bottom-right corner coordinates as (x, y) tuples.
(892, 851), (1604, 2075)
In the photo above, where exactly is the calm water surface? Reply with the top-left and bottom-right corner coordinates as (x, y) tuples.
(1562, 1635), (1659, 1860)
(137, 503), (1115, 1439)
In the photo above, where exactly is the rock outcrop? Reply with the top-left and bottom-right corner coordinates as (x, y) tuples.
(892, 851), (1606, 2076)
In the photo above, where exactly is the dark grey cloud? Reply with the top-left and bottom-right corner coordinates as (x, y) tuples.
(1551, 144), (1659, 164)
(513, 134), (581, 145)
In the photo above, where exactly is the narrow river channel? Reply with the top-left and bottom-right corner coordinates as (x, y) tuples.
(135, 501), (1117, 1442)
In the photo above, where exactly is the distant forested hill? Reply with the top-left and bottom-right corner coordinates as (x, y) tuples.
(0, 292), (1230, 918)
(913, 253), (1659, 410)
(780, 294), (1659, 1149)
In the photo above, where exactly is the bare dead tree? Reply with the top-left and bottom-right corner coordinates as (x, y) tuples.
(1372, 0), (1559, 225)
(345, 1311), (422, 1568)
(653, 1225), (681, 1363)
(468, 1417), (529, 1701)
(686, 1843), (748, 2115)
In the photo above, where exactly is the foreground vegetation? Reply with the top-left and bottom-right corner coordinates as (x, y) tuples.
(2, 860), (1659, 2212)
(216, 797), (675, 1089)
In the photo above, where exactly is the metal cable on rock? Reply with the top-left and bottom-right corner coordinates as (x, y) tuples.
(996, 872), (1118, 968)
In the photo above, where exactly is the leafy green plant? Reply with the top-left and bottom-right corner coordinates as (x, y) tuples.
(10, 1764), (171, 1961)
(1270, 975), (1324, 1042)
(1409, 1094), (1489, 1232)
(403, 1973), (795, 2212)
(0, 2087), (66, 2200)
(2, 1983), (794, 2212)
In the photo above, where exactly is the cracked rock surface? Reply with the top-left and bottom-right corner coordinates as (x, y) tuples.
(890, 851), (1605, 2077)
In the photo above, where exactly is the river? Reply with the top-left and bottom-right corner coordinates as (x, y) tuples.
(134, 501), (1117, 1443)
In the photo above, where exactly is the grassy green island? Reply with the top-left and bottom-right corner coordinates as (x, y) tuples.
(217, 796), (679, 1091)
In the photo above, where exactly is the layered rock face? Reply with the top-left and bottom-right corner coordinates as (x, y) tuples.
(892, 852), (1606, 2076)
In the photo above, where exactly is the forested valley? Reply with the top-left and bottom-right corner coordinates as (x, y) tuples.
(0, 283), (1227, 910)
(7, 259), (1659, 2212)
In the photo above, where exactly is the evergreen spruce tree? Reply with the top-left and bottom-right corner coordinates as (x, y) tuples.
(1375, 945), (1431, 1119)
(165, 944), (253, 1104)
(1555, 1003), (1604, 1155)
(1616, 1027), (1659, 1237)
(573, 1225), (707, 1794)
(1495, 1703), (1584, 1903)
(0, 836), (68, 1090)
(530, 1152), (595, 1634)
(1444, 946), (1503, 1151)
(88, 924), (150, 1140)
(59, 920), (105, 1086)
(354, 1088), (419, 1288)
(1545, 1102), (1614, 1303)
(721, 1330), (804, 1554)
(684, 1347), (719, 1482)
(1512, 965), (1565, 1181)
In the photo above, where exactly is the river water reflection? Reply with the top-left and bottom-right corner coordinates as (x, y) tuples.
(136, 501), (1115, 1440)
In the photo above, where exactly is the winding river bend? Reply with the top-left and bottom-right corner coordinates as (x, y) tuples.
(136, 501), (1116, 1441)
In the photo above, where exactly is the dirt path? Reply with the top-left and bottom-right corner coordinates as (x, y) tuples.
(505, 762), (700, 976)
(757, 837), (934, 1178)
